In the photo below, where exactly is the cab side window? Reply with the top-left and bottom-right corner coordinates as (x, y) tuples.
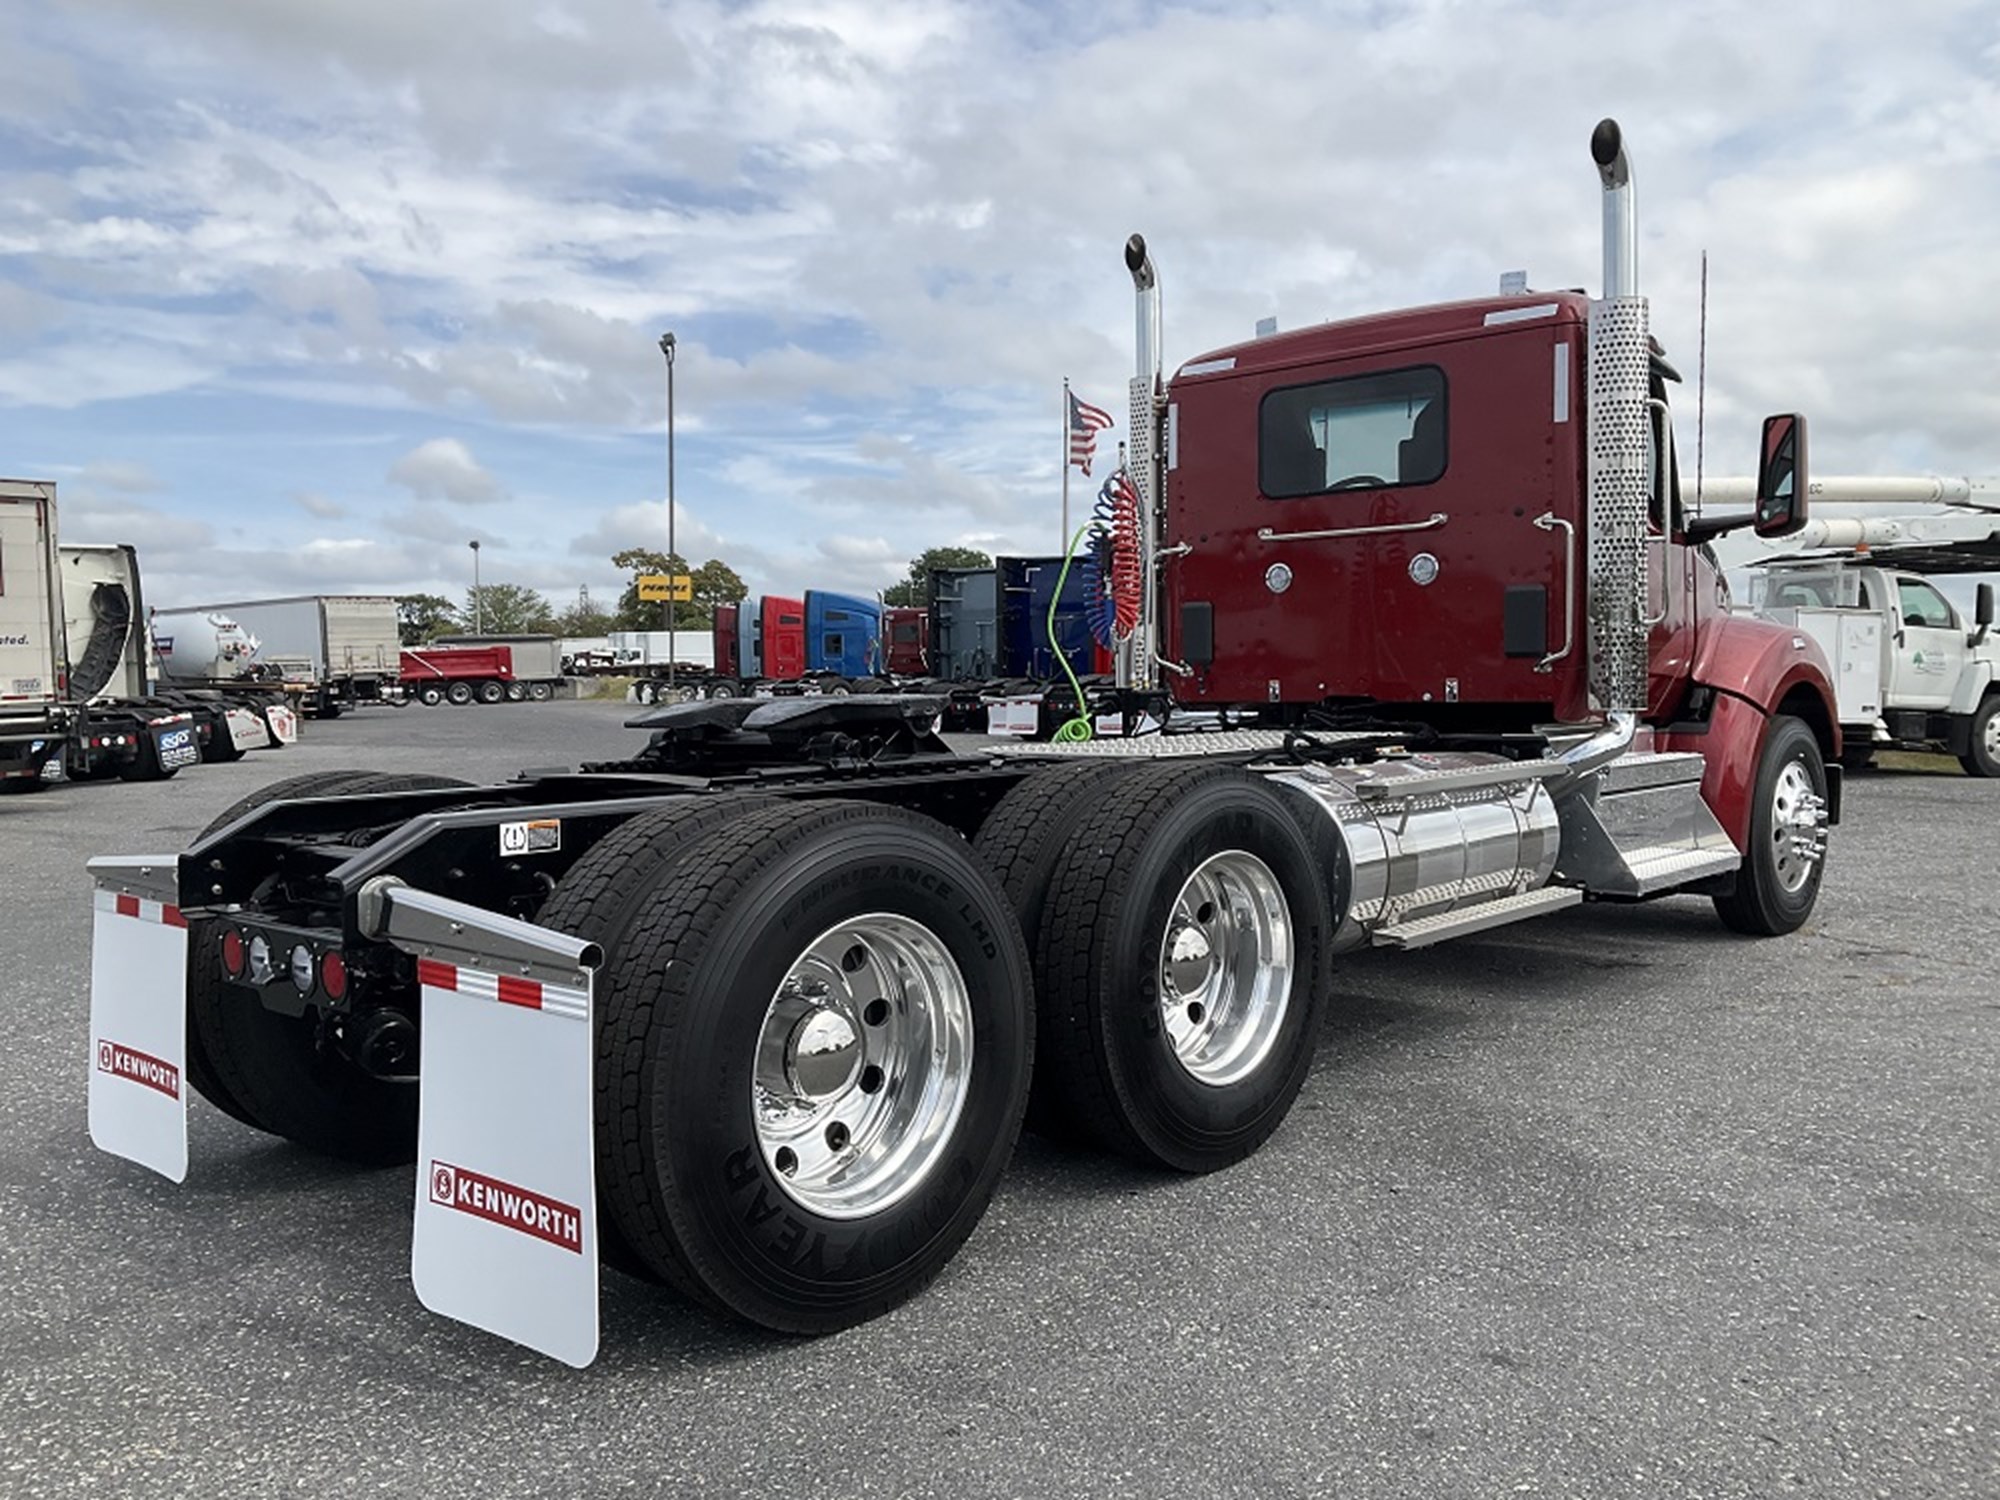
(1897, 578), (1955, 630)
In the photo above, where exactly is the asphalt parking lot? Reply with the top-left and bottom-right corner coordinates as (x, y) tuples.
(3, 699), (1995, 1498)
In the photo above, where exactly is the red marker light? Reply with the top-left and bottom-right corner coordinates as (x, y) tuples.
(220, 928), (246, 978)
(320, 949), (348, 1002)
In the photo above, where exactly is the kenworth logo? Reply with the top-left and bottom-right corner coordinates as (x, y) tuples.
(96, 1040), (180, 1100)
(428, 1161), (582, 1254)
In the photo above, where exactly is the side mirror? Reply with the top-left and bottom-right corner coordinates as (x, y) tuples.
(1753, 413), (1809, 539)
(1975, 582), (1993, 646)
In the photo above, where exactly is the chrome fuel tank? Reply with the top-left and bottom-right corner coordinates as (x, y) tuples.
(1267, 756), (1562, 953)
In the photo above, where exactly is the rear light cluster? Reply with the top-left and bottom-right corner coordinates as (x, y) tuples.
(219, 926), (349, 1001)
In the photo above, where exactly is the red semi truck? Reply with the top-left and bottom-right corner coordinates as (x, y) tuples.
(84, 121), (1837, 1362)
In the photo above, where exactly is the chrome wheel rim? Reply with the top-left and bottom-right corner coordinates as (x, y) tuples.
(1770, 759), (1828, 895)
(1984, 712), (2000, 758)
(753, 913), (973, 1220)
(1156, 850), (1293, 1086)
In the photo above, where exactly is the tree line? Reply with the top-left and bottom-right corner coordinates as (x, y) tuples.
(395, 545), (996, 645)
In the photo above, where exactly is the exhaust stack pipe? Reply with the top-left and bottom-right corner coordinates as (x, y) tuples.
(1591, 118), (1636, 299)
(1581, 118), (1651, 719)
(1122, 234), (1163, 692)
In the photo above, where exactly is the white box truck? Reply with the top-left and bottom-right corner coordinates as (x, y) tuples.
(0, 478), (70, 789)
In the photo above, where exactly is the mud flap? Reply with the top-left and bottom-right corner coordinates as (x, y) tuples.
(368, 883), (603, 1368)
(85, 856), (189, 1183)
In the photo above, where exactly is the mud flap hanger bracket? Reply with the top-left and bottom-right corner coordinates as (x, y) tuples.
(357, 876), (602, 987)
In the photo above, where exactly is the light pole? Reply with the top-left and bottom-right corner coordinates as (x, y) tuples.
(660, 331), (676, 696)
(469, 539), (482, 634)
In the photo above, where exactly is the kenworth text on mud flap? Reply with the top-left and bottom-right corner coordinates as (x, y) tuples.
(85, 120), (1841, 1364)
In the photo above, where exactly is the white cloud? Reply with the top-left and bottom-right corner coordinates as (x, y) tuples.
(387, 437), (502, 503)
(1, 0), (1996, 616)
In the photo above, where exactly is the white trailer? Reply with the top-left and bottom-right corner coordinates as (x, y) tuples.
(0, 478), (69, 789)
(155, 595), (401, 716)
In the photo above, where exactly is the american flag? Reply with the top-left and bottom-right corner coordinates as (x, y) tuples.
(1068, 389), (1115, 476)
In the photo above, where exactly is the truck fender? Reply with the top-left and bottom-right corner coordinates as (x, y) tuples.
(1947, 658), (1997, 717)
(1659, 614), (1840, 851)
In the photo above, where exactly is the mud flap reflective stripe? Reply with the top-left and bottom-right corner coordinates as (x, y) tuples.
(85, 857), (189, 1184)
(375, 885), (602, 1369)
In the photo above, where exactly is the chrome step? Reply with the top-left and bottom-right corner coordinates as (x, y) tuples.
(1616, 843), (1741, 894)
(1596, 750), (1707, 794)
(1371, 886), (1583, 950)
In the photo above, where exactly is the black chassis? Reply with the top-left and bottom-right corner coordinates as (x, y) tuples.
(180, 697), (1058, 1025)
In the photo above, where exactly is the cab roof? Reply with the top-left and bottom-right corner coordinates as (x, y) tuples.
(1172, 291), (1592, 385)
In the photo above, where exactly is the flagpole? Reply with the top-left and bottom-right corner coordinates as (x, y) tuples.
(1060, 377), (1070, 551)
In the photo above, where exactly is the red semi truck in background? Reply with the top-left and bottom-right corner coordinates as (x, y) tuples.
(85, 120), (1838, 1361)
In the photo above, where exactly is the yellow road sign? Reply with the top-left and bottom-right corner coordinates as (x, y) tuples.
(637, 574), (692, 603)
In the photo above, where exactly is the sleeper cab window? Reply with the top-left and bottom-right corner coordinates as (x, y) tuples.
(1258, 365), (1446, 499)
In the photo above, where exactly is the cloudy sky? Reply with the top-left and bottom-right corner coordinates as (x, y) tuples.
(1, 0), (1995, 615)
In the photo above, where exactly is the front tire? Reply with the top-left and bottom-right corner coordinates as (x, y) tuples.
(1957, 696), (2000, 777)
(1036, 762), (1328, 1172)
(594, 801), (1032, 1331)
(1713, 715), (1830, 936)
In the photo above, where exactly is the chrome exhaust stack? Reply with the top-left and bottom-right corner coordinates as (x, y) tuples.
(1591, 119), (1637, 299)
(1123, 234), (1163, 693)
(1583, 118), (1651, 718)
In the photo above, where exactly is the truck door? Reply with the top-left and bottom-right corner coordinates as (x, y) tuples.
(1886, 576), (1964, 710)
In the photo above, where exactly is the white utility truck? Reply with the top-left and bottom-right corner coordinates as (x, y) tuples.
(1737, 491), (2000, 774)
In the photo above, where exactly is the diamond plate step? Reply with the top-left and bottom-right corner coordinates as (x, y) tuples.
(1597, 750), (1708, 794)
(1617, 843), (1741, 894)
(1371, 886), (1583, 950)
(1002, 730), (1377, 758)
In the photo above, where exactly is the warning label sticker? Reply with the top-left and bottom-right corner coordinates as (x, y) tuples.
(499, 818), (561, 856)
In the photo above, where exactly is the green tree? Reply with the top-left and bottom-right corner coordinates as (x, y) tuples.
(691, 558), (748, 622)
(396, 592), (459, 645)
(883, 546), (993, 607)
(555, 585), (616, 638)
(461, 582), (556, 634)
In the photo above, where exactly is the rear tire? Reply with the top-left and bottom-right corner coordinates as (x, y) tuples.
(505, 682), (527, 702)
(1957, 696), (2000, 777)
(1713, 715), (1830, 936)
(1036, 762), (1328, 1172)
(114, 739), (178, 782)
(446, 681), (474, 706)
(476, 680), (506, 705)
(528, 681), (553, 702)
(974, 761), (1138, 1138)
(188, 772), (470, 1162)
(594, 801), (1032, 1331)
(708, 681), (738, 699)
(418, 685), (444, 706)
(534, 793), (779, 1283)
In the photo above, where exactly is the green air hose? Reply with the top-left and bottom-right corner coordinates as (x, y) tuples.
(1048, 523), (1096, 743)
